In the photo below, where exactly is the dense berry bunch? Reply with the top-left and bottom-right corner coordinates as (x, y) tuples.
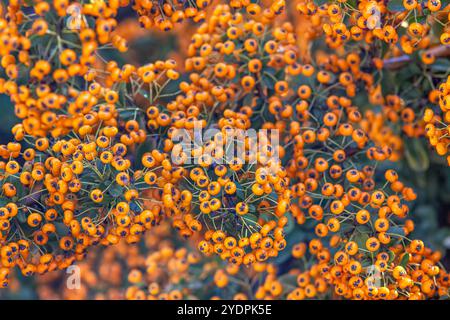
(296, 0), (450, 53)
(0, 0), (449, 301)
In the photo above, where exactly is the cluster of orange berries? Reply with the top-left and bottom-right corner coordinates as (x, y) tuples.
(164, 112), (291, 265)
(252, 43), (450, 298)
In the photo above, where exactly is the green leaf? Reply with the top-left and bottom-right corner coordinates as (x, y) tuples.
(54, 222), (68, 235)
(432, 19), (445, 39)
(397, 63), (421, 81)
(407, 15), (426, 24)
(405, 139), (430, 172)
(380, 42), (390, 57)
(0, 94), (15, 143)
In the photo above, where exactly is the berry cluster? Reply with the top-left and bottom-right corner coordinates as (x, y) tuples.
(0, 0), (449, 300)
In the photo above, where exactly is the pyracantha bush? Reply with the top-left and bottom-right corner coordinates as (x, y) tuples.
(0, 0), (449, 300)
